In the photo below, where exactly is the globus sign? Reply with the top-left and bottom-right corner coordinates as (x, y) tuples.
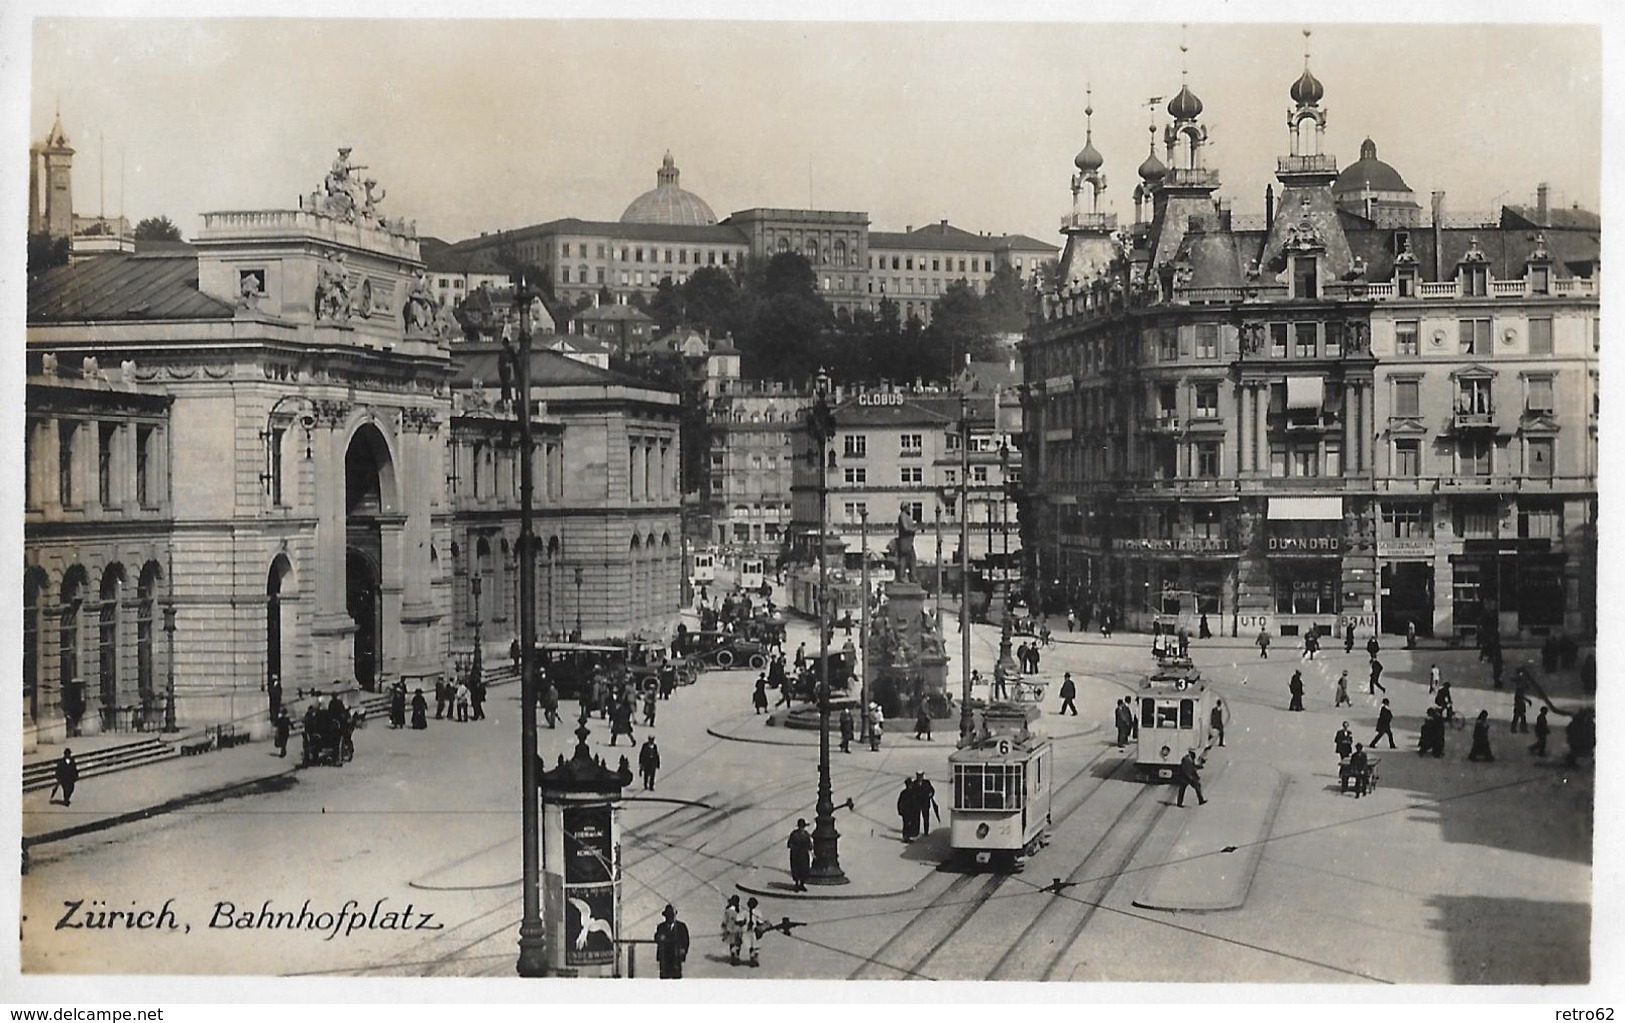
(857, 392), (906, 407)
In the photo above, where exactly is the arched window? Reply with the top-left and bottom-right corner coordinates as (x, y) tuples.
(834, 239), (847, 266)
(60, 567), (87, 726)
(99, 563), (127, 730)
(805, 239), (820, 264)
(777, 237), (790, 254)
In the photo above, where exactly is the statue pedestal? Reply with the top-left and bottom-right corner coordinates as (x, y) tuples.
(868, 582), (951, 719)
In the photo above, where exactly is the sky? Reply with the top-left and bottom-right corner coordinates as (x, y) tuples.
(17, 13), (1606, 246)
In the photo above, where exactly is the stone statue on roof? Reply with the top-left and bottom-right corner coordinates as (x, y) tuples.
(315, 252), (353, 322)
(319, 148), (368, 222)
(403, 270), (438, 335)
(894, 509), (918, 585)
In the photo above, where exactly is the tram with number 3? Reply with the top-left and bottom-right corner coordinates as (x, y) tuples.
(949, 718), (1054, 870)
(1136, 664), (1215, 781)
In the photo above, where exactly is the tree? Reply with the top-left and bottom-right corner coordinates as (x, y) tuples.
(133, 216), (182, 242)
(982, 263), (1032, 334)
(27, 233), (70, 277)
(646, 277), (686, 335)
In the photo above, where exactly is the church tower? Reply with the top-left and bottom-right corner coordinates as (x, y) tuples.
(38, 111), (76, 239)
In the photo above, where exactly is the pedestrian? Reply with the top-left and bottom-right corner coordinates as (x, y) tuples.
(267, 673), (283, 721)
(914, 703), (933, 741)
(1529, 707), (1551, 757)
(753, 676), (770, 715)
(1434, 681), (1455, 726)
(1344, 622), (1356, 655)
(1199, 613), (1212, 640)
(787, 819), (813, 890)
(794, 642), (806, 671)
(49, 749), (78, 807)
(510, 637), (521, 672)
(1468, 710), (1495, 762)
(743, 897), (766, 968)
(1345, 744), (1371, 798)
(273, 709), (292, 757)
(1209, 698), (1227, 748)
(1405, 619), (1418, 650)
(1511, 684), (1530, 734)
(1366, 635), (1381, 660)
(653, 904), (690, 979)
(1058, 672), (1078, 716)
(1114, 698), (1132, 749)
(721, 895), (746, 966)
(1177, 625), (1190, 658)
(1335, 671), (1351, 707)
(642, 690), (657, 728)
(389, 683), (407, 729)
(839, 706), (854, 753)
(454, 680), (471, 722)
(639, 737), (661, 790)
(609, 698), (635, 746)
(1176, 748), (1207, 807)
(1418, 707), (1446, 757)
(542, 681), (560, 729)
(410, 688), (428, 730)
(1257, 628), (1271, 659)
(989, 667), (1008, 701)
(1039, 621), (1053, 648)
(1067, 608), (1077, 633)
(1334, 721), (1355, 759)
(1101, 610), (1113, 638)
(869, 702), (885, 750)
(1371, 698), (1397, 749)
(1288, 670), (1305, 712)
(1564, 708), (1595, 768)
(1429, 664), (1441, 694)
(434, 678), (447, 720)
(898, 777), (920, 843)
(914, 771), (939, 838)
(1029, 643), (1041, 675)
(1368, 657), (1386, 695)
(470, 679), (486, 721)
(1302, 630), (1318, 660)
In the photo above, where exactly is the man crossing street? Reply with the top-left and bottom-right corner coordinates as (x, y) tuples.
(1177, 748), (1207, 807)
(1058, 672), (1078, 716)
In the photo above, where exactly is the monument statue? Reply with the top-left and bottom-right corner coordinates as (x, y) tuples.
(894, 509), (917, 584)
(403, 270), (439, 334)
(315, 252), (352, 322)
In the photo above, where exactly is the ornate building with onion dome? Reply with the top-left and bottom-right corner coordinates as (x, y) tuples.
(1020, 41), (1597, 646)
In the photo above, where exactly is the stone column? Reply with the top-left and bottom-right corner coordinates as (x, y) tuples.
(1255, 384), (1270, 473)
(1363, 384), (1375, 475)
(1239, 385), (1254, 473)
(1344, 383), (1358, 475)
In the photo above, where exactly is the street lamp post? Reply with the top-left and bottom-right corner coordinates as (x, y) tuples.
(958, 394), (974, 745)
(934, 502), (944, 635)
(161, 603), (178, 733)
(573, 567), (583, 640)
(807, 368), (846, 884)
(859, 506), (870, 746)
(995, 442), (1017, 691)
(510, 277), (546, 977)
(470, 575), (483, 684)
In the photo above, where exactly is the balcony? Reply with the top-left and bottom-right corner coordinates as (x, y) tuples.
(1277, 411), (1341, 433)
(1276, 154), (1339, 175)
(1186, 411), (1225, 431)
(1144, 413), (1181, 433)
(1450, 408), (1497, 432)
(1437, 474), (1517, 492)
(1060, 211), (1119, 232)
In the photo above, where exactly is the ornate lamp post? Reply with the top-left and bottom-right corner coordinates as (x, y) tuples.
(957, 393), (974, 744)
(806, 368), (846, 884)
(508, 276), (546, 977)
(994, 441), (1018, 692)
(161, 602), (178, 733)
(470, 575), (484, 683)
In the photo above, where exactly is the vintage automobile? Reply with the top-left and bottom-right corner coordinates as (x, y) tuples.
(534, 642), (627, 699)
(620, 638), (697, 692)
(670, 629), (770, 670)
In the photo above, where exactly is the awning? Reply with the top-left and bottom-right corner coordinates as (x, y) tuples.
(1286, 376), (1325, 410)
(1268, 496), (1343, 520)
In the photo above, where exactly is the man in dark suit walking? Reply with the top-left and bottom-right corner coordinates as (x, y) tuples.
(1371, 698), (1397, 749)
(1176, 748), (1207, 807)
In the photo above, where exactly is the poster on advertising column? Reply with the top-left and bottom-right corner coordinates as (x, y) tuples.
(562, 803), (617, 967)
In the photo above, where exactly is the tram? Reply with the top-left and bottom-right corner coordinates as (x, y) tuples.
(690, 551), (716, 591)
(949, 717), (1054, 870)
(738, 556), (766, 593)
(1135, 665), (1215, 781)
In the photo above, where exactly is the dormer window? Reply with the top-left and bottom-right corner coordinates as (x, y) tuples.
(1460, 263), (1488, 297)
(1294, 255), (1319, 299)
(1530, 266), (1551, 296)
(1396, 265), (1417, 297)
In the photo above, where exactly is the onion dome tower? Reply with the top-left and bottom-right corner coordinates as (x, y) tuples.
(1148, 38), (1221, 269)
(1058, 86), (1118, 288)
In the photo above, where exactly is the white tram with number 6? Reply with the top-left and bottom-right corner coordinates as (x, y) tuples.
(949, 731), (1054, 870)
(1136, 668), (1215, 781)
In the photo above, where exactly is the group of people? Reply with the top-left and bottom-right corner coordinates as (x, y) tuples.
(429, 675), (485, 723)
(299, 693), (358, 766)
(1013, 641), (1044, 674)
(896, 771), (940, 843)
(1063, 600), (1119, 638)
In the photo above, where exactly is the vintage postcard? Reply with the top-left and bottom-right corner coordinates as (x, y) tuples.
(4, 2), (1616, 1006)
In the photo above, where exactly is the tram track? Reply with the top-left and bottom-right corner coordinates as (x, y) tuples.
(848, 747), (1136, 981)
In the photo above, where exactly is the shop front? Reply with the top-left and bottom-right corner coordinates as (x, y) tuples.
(1265, 497), (1345, 638)
(1377, 538), (1436, 638)
(1110, 537), (1236, 633)
(1450, 539), (1565, 642)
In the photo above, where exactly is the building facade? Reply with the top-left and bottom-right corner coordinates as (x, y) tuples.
(867, 221), (1058, 326)
(1022, 61), (1598, 642)
(24, 145), (683, 748)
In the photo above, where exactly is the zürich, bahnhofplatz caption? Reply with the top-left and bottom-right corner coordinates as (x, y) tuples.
(54, 897), (443, 940)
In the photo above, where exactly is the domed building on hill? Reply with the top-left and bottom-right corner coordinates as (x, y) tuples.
(621, 152), (718, 226)
(1332, 137), (1421, 227)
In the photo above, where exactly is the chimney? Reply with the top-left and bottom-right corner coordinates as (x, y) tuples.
(905, 225), (912, 233)
(940, 219), (948, 227)
(1265, 184), (1275, 225)
(1536, 182), (1550, 224)
(1431, 191), (1446, 279)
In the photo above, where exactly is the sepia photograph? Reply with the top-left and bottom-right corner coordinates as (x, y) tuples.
(4, 2), (1616, 1005)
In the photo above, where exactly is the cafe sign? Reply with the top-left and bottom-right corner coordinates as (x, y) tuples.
(1112, 537), (1234, 553)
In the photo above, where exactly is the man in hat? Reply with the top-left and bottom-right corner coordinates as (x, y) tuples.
(914, 771), (939, 839)
(653, 904), (689, 979)
(786, 819), (813, 891)
(638, 736), (661, 791)
(1176, 748), (1207, 807)
(1058, 672), (1078, 716)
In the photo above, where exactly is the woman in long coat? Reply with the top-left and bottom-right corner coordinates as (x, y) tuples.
(389, 683), (407, 729)
(898, 777), (920, 843)
(1468, 710), (1495, 761)
(410, 689), (429, 730)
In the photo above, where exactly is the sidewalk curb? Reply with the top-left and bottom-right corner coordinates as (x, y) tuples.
(734, 868), (925, 901)
(1131, 763), (1289, 913)
(23, 766), (301, 850)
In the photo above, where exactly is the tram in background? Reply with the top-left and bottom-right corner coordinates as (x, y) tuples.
(949, 711), (1054, 870)
(690, 550), (716, 593)
(1135, 663), (1215, 781)
(738, 555), (766, 593)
